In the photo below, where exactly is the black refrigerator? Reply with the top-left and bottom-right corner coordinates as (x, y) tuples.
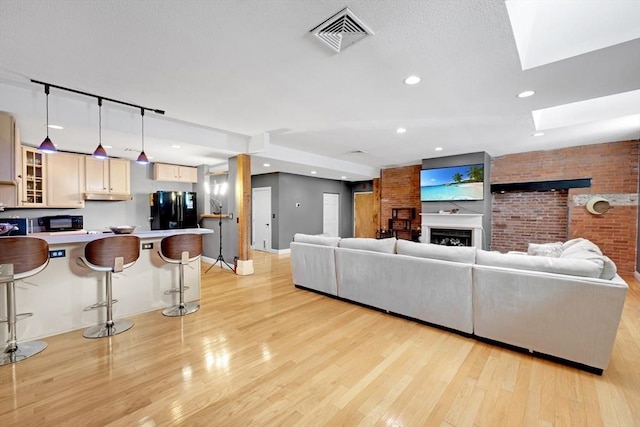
(150, 191), (198, 230)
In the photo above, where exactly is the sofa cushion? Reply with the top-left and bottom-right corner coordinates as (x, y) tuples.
(561, 238), (603, 255)
(528, 242), (563, 257)
(396, 240), (476, 264)
(476, 249), (602, 278)
(338, 237), (396, 254)
(293, 233), (340, 247)
(558, 245), (618, 280)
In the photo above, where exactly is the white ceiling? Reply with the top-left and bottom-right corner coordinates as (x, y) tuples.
(0, 0), (639, 182)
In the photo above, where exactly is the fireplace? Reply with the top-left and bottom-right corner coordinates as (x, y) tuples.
(430, 228), (473, 246)
(420, 213), (483, 249)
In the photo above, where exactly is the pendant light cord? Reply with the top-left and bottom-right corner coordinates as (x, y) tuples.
(98, 98), (102, 144)
(45, 84), (50, 138)
(141, 108), (145, 151)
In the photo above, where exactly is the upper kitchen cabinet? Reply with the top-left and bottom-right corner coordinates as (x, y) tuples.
(0, 112), (21, 207)
(153, 163), (198, 183)
(47, 152), (85, 208)
(21, 146), (46, 207)
(84, 157), (131, 200)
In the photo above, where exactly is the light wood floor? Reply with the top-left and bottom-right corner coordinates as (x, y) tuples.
(1, 251), (639, 426)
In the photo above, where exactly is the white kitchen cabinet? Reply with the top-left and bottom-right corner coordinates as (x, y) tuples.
(20, 146), (46, 207)
(85, 157), (131, 197)
(47, 152), (85, 208)
(0, 112), (21, 207)
(153, 163), (198, 183)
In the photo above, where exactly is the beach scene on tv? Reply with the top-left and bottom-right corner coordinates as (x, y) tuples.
(420, 164), (484, 201)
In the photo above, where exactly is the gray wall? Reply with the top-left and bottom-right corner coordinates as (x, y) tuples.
(421, 152), (492, 250)
(252, 172), (353, 250)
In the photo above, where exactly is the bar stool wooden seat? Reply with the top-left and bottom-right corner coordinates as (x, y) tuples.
(0, 236), (49, 365)
(159, 233), (203, 317)
(77, 235), (140, 338)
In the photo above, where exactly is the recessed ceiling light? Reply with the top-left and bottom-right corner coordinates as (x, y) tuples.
(103, 145), (112, 149)
(435, 147), (443, 151)
(396, 128), (406, 134)
(404, 75), (421, 85)
(341, 176), (347, 180)
(263, 163), (271, 167)
(532, 132), (545, 137)
(47, 124), (64, 130)
(171, 145), (182, 149)
(310, 170), (317, 175)
(517, 90), (536, 98)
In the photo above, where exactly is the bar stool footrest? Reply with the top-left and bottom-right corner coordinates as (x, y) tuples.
(0, 340), (47, 366)
(162, 302), (200, 317)
(83, 299), (118, 311)
(83, 319), (133, 338)
(163, 286), (189, 295)
(0, 312), (34, 324)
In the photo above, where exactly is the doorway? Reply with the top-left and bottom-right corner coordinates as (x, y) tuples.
(354, 191), (375, 238)
(322, 193), (340, 237)
(252, 187), (272, 252)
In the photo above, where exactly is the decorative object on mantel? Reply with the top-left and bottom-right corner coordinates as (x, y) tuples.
(438, 209), (459, 214)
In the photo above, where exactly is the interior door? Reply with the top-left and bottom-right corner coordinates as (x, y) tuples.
(354, 192), (375, 237)
(252, 187), (272, 252)
(322, 193), (340, 237)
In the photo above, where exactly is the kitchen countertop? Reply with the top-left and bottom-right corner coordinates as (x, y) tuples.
(29, 228), (213, 245)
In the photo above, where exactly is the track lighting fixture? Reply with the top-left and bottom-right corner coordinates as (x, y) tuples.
(136, 109), (149, 164)
(38, 84), (57, 153)
(92, 98), (108, 159)
(30, 79), (164, 160)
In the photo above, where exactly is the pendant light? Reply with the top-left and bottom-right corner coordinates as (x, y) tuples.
(136, 108), (149, 164)
(92, 98), (108, 159)
(38, 84), (57, 153)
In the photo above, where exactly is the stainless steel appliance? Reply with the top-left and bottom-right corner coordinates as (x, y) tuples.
(150, 191), (198, 230)
(40, 215), (84, 232)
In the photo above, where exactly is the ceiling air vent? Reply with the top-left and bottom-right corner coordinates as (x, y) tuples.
(310, 7), (374, 53)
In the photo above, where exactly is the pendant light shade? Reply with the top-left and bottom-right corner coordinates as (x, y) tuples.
(136, 108), (149, 164)
(38, 85), (57, 153)
(93, 98), (108, 159)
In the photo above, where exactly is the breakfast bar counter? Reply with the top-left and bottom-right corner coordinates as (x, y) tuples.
(0, 228), (213, 342)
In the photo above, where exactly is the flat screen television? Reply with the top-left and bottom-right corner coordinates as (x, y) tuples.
(420, 163), (484, 201)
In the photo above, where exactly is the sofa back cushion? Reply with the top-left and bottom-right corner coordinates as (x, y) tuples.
(293, 233), (340, 247)
(476, 250), (603, 278)
(558, 241), (617, 280)
(338, 237), (396, 254)
(396, 240), (476, 264)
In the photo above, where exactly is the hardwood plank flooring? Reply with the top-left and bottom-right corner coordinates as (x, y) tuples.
(1, 251), (639, 426)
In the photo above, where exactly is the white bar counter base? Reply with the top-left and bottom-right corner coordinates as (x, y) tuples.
(0, 228), (212, 342)
(420, 213), (483, 249)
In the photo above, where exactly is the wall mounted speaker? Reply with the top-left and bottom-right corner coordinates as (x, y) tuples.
(586, 197), (610, 215)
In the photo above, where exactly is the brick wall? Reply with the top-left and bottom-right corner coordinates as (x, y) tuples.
(380, 166), (422, 235)
(492, 190), (569, 253)
(491, 140), (639, 274)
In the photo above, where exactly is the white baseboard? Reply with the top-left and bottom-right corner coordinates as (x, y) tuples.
(273, 248), (291, 255)
(634, 271), (640, 282)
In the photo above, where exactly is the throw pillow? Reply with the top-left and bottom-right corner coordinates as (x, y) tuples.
(527, 242), (563, 257)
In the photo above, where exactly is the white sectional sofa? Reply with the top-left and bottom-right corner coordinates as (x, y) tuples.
(290, 235), (629, 374)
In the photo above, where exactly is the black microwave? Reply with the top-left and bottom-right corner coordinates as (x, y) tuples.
(40, 215), (83, 232)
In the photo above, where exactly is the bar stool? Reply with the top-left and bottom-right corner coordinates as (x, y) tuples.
(0, 237), (49, 365)
(159, 233), (203, 316)
(77, 235), (140, 338)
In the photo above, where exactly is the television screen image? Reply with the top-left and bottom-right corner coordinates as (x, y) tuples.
(420, 164), (484, 201)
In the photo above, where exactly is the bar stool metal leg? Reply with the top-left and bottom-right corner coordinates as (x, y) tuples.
(1, 264), (47, 366)
(83, 270), (133, 338)
(162, 251), (199, 317)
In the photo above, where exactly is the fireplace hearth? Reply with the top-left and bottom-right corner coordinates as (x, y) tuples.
(430, 228), (473, 247)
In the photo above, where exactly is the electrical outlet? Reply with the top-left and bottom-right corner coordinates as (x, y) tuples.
(142, 243), (153, 250)
(49, 249), (66, 258)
